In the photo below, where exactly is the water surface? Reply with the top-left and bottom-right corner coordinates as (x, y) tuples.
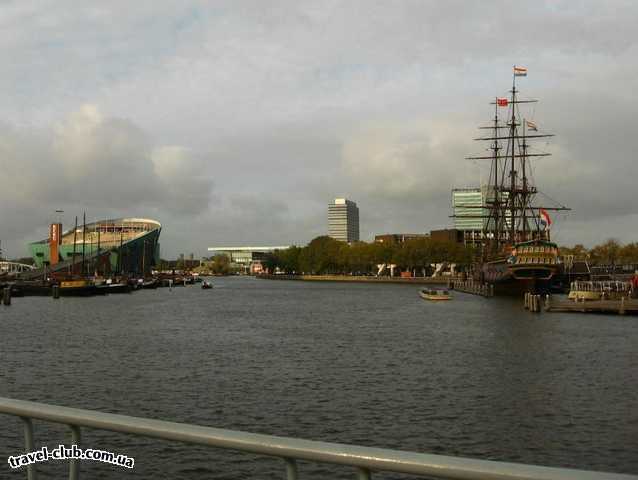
(1, 277), (637, 478)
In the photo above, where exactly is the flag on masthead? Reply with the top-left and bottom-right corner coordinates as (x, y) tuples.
(514, 66), (527, 77)
(497, 98), (508, 107)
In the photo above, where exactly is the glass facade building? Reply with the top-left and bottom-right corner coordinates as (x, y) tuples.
(453, 189), (485, 231)
(207, 246), (290, 273)
(328, 198), (360, 243)
(452, 187), (511, 245)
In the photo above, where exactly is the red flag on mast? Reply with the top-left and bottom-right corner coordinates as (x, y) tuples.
(497, 98), (508, 107)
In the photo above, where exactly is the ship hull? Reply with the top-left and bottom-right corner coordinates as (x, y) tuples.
(480, 259), (557, 296)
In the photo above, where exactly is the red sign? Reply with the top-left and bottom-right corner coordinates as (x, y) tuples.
(49, 223), (62, 265)
(49, 223), (62, 244)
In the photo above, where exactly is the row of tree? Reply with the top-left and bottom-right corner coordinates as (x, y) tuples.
(560, 240), (638, 265)
(262, 236), (476, 275)
(263, 237), (638, 276)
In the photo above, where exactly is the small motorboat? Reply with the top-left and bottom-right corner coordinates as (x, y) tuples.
(141, 278), (159, 289)
(420, 288), (451, 301)
(96, 278), (132, 294)
(201, 281), (213, 289)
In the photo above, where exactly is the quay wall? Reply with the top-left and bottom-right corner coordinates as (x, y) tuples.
(257, 274), (453, 285)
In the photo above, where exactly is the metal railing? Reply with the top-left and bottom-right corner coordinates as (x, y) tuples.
(1, 397), (636, 480)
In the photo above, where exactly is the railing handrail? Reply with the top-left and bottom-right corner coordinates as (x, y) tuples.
(1, 397), (636, 480)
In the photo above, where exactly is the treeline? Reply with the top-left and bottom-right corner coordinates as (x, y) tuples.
(561, 239), (638, 265)
(262, 236), (475, 275)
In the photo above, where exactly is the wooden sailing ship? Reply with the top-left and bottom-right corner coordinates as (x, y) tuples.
(459, 66), (570, 294)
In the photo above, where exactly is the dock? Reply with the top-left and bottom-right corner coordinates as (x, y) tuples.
(524, 292), (638, 315)
(448, 279), (494, 297)
(545, 296), (638, 315)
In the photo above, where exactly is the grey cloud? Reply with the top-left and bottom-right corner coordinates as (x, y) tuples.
(0, 105), (213, 255)
(1, 1), (637, 257)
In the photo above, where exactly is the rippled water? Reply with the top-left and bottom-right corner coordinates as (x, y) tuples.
(1, 277), (637, 478)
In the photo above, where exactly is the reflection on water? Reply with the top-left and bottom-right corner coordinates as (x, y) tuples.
(1, 277), (637, 478)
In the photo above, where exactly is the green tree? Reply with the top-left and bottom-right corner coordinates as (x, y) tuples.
(560, 244), (589, 260)
(209, 254), (231, 274)
(589, 239), (621, 265)
(301, 236), (345, 274)
(619, 242), (638, 264)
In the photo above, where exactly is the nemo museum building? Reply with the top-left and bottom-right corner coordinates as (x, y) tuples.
(28, 218), (161, 275)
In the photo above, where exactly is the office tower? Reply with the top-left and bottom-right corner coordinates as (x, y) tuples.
(328, 198), (359, 243)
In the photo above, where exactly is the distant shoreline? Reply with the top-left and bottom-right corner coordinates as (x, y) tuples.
(257, 274), (453, 285)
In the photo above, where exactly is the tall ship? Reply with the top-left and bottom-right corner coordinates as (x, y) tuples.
(461, 66), (569, 295)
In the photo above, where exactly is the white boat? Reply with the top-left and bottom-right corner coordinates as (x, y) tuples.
(420, 288), (451, 301)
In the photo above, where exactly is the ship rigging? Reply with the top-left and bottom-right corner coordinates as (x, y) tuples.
(457, 66), (571, 293)
(461, 66), (570, 257)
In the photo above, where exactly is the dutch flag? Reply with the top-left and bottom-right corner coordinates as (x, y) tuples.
(540, 208), (552, 228)
(514, 66), (527, 77)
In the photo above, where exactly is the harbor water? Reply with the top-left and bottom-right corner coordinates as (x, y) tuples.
(1, 276), (637, 478)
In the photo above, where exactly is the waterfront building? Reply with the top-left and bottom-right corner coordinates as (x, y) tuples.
(28, 218), (161, 275)
(0, 261), (35, 275)
(374, 233), (429, 244)
(451, 187), (511, 246)
(328, 198), (359, 243)
(430, 229), (465, 244)
(453, 188), (485, 231)
(207, 246), (290, 274)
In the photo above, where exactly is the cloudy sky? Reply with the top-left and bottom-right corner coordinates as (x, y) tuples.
(1, 1), (637, 258)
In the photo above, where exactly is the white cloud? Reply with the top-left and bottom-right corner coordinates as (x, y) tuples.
(342, 120), (478, 201)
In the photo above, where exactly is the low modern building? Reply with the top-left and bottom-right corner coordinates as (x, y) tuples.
(28, 218), (161, 275)
(328, 198), (359, 243)
(374, 233), (429, 244)
(207, 246), (290, 273)
(0, 261), (35, 275)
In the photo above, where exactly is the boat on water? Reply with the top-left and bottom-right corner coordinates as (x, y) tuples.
(420, 288), (451, 301)
(95, 280), (132, 294)
(141, 278), (159, 289)
(201, 280), (213, 289)
(460, 66), (570, 295)
(58, 279), (98, 296)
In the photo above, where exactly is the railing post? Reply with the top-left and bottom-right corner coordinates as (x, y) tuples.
(69, 425), (81, 480)
(283, 457), (298, 480)
(356, 466), (371, 480)
(21, 417), (37, 480)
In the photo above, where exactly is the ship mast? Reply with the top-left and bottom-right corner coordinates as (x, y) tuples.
(509, 75), (518, 242)
(492, 99), (501, 252)
(460, 66), (570, 257)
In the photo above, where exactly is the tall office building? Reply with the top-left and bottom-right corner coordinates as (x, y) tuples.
(451, 187), (511, 246)
(328, 198), (360, 243)
(453, 188), (485, 231)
